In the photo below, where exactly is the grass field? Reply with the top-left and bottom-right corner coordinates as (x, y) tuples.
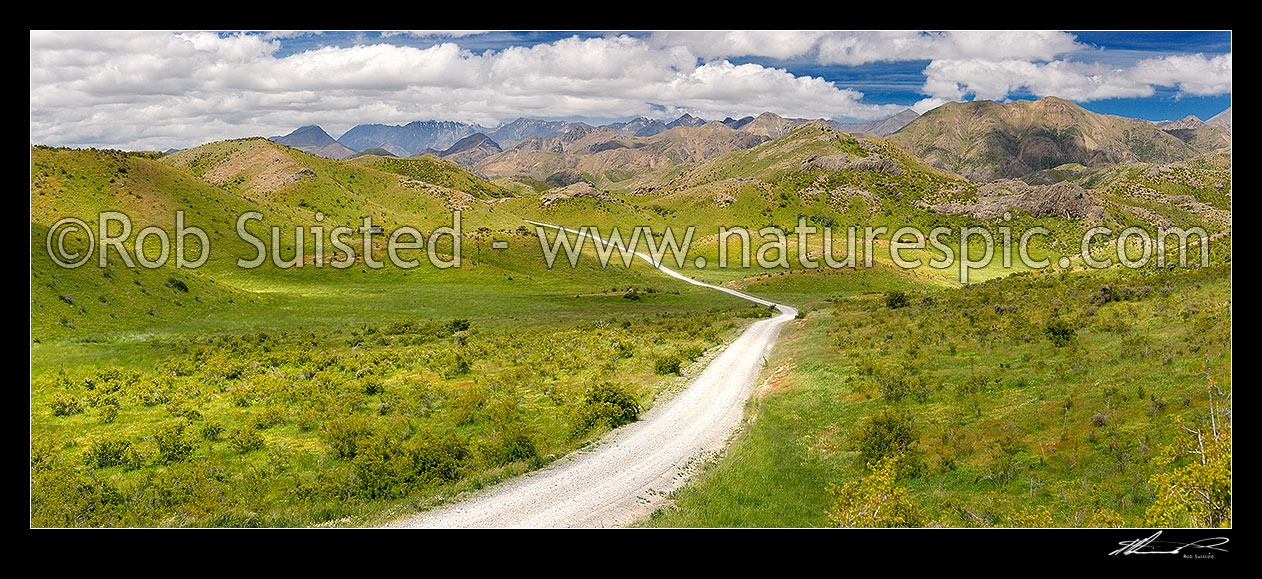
(642, 242), (1231, 527)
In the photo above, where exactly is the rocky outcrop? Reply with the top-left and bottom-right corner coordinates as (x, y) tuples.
(924, 180), (1102, 221)
(285, 168), (316, 183)
(540, 182), (618, 206)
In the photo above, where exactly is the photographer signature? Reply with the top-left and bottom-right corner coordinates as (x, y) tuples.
(1110, 531), (1229, 556)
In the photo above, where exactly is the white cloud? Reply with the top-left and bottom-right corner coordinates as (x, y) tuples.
(921, 52), (1232, 102)
(650, 30), (831, 60)
(28, 31), (1233, 151)
(816, 30), (1084, 66)
(30, 31), (902, 150)
(910, 96), (951, 115)
(648, 30), (1085, 65)
(1128, 53), (1232, 96)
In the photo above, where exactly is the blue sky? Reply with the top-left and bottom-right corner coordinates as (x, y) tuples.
(30, 30), (1232, 150)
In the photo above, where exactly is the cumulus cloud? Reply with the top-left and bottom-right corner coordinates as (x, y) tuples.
(816, 30), (1084, 66)
(646, 30), (1229, 111)
(921, 52), (1233, 102)
(649, 30), (832, 60)
(30, 31), (904, 150)
(29, 30), (1233, 151)
(650, 30), (1084, 65)
(1128, 53), (1232, 96)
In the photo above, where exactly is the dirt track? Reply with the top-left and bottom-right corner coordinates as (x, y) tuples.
(385, 222), (795, 528)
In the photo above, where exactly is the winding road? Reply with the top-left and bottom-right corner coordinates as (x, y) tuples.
(386, 222), (796, 528)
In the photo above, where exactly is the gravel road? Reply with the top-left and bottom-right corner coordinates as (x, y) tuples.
(385, 222), (796, 528)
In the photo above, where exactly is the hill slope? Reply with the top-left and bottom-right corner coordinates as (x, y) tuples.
(889, 97), (1226, 181)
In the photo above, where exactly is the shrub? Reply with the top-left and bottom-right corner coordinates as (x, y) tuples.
(153, 422), (195, 463)
(654, 354), (682, 375)
(30, 465), (127, 527)
(82, 438), (132, 470)
(885, 291), (909, 309)
(228, 427), (264, 453)
(1044, 318), (1076, 347)
(98, 403), (119, 424)
(413, 434), (472, 487)
(166, 401), (202, 421)
(296, 410), (321, 431)
(200, 420), (224, 441)
(362, 377), (385, 396)
(855, 409), (923, 477)
(678, 343), (707, 361)
(320, 414), (375, 459)
(479, 421), (539, 466)
(351, 432), (472, 500)
(826, 454), (924, 528)
(50, 393), (83, 416)
(248, 407), (285, 430)
(572, 382), (643, 435)
(120, 446), (148, 471)
(451, 388), (489, 425)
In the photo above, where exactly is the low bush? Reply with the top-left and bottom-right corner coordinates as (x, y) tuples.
(228, 427), (264, 453)
(654, 354), (682, 375)
(153, 422), (195, 463)
(571, 382), (643, 435)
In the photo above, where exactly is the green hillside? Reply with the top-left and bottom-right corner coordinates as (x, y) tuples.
(353, 154), (514, 200)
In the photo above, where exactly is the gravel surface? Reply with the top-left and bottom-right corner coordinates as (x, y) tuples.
(385, 222), (796, 528)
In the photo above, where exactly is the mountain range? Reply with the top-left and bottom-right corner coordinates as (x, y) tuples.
(267, 99), (1230, 183)
(270, 110), (919, 163)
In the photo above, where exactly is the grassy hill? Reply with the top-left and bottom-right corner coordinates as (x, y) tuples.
(354, 154), (514, 200)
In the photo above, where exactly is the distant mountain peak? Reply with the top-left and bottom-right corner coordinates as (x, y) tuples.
(269, 125), (357, 160)
(1155, 115), (1206, 130)
(1206, 107), (1232, 128)
(272, 125), (337, 147)
(437, 132), (503, 167)
(666, 113), (707, 130)
(442, 133), (500, 155)
(830, 109), (920, 137)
